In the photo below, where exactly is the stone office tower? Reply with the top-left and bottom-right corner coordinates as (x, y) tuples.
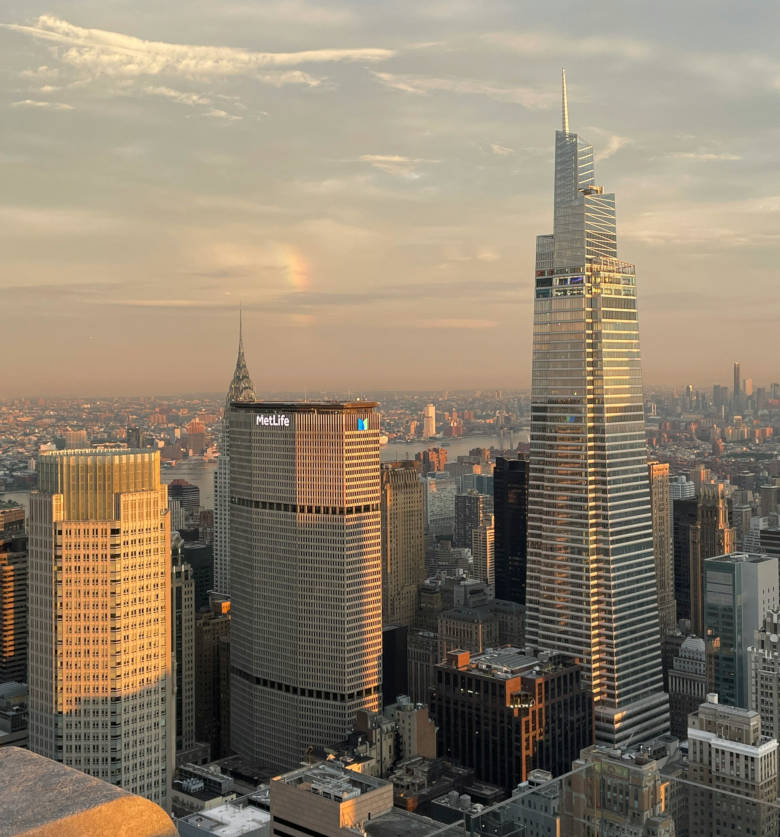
(229, 402), (383, 769)
(381, 461), (426, 628)
(213, 315), (256, 597)
(28, 450), (174, 808)
(525, 71), (669, 746)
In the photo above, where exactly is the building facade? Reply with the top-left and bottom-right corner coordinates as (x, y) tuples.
(492, 457), (528, 605)
(562, 746), (676, 837)
(667, 635), (717, 740)
(704, 553), (778, 708)
(431, 647), (593, 790)
(0, 506), (27, 684)
(687, 695), (778, 837)
(173, 558), (196, 757)
(380, 461), (425, 628)
(749, 610), (780, 741)
(194, 596), (231, 760)
(212, 319), (256, 598)
(423, 404), (436, 439)
(229, 402), (382, 769)
(471, 516), (495, 588)
(649, 461), (677, 638)
(28, 449), (173, 808)
(453, 490), (489, 549)
(525, 73), (669, 745)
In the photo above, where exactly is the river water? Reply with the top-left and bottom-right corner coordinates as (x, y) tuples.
(381, 431), (529, 462)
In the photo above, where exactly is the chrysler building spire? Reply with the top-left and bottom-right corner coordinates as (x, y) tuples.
(226, 308), (255, 405)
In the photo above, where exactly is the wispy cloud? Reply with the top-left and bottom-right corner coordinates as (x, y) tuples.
(668, 151), (742, 161)
(489, 143), (514, 156)
(416, 318), (497, 329)
(11, 99), (73, 110)
(2, 16), (395, 81)
(359, 154), (438, 179)
(373, 71), (555, 109)
(484, 31), (651, 61)
(595, 134), (630, 161)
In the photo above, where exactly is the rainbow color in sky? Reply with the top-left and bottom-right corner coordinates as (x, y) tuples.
(282, 245), (310, 290)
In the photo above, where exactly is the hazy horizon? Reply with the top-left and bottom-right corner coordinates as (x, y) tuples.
(4, 1), (780, 397)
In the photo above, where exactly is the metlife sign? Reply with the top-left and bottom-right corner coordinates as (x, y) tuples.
(256, 414), (290, 427)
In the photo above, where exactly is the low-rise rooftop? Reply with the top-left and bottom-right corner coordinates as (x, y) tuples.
(178, 796), (271, 836)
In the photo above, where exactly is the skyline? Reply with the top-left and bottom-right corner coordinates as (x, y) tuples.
(4, 2), (780, 396)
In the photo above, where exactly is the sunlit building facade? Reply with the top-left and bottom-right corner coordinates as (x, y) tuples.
(229, 402), (383, 769)
(526, 72), (669, 746)
(28, 450), (173, 808)
(380, 461), (426, 628)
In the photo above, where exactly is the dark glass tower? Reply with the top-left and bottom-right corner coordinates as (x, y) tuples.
(525, 72), (669, 746)
(493, 457), (528, 604)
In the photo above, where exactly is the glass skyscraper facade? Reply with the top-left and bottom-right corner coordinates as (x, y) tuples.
(526, 74), (669, 746)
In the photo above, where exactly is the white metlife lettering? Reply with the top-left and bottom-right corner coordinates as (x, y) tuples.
(256, 414), (290, 427)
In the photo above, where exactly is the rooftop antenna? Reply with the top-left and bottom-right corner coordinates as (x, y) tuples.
(562, 67), (569, 133)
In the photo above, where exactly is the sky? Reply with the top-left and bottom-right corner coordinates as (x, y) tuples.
(2, 1), (780, 397)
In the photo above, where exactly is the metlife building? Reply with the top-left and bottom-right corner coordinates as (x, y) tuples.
(228, 401), (383, 769)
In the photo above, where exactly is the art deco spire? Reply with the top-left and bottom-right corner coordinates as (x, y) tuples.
(226, 307), (256, 404)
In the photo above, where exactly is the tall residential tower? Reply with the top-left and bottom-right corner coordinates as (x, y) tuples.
(213, 315), (256, 597)
(525, 72), (669, 746)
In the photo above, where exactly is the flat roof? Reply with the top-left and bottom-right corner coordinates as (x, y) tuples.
(276, 762), (389, 796)
(179, 800), (271, 836)
(364, 808), (444, 837)
(705, 552), (776, 565)
(231, 401), (378, 412)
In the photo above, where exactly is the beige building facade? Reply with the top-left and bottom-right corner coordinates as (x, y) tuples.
(28, 449), (173, 808)
(380, 461), (425, 628)
(648, 461), (677, 637)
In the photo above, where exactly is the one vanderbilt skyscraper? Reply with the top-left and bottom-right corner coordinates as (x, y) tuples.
(526, 72), (669, 745)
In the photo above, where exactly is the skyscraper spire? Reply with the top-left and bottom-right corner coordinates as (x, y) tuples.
(226, 308), (255, 405)
(214, 311), (257, 597)
(527, 77), (669, 747)
(561, 67), (569, 133)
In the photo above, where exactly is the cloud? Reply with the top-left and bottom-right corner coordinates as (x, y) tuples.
(595, 134), (630, 161)
(621, 194), (780, 248)
(203, 108), (242, 121)
(144, 85), (212, 106)
(484, 31), (650, 62)
(373, 72), (555, 109)
(0, 205), (117, 234)
(668, 151), (742, 161)
(416, 318), (497, 329)
(2, 15), (395, 82)
(11, 99), (73, 110)
(359, 154), (439, 179)
(476, 248), (500, 262)
(489, 143), (514, 156)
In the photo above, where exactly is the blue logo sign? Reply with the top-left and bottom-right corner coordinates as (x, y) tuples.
(357, 418), (368, 431)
